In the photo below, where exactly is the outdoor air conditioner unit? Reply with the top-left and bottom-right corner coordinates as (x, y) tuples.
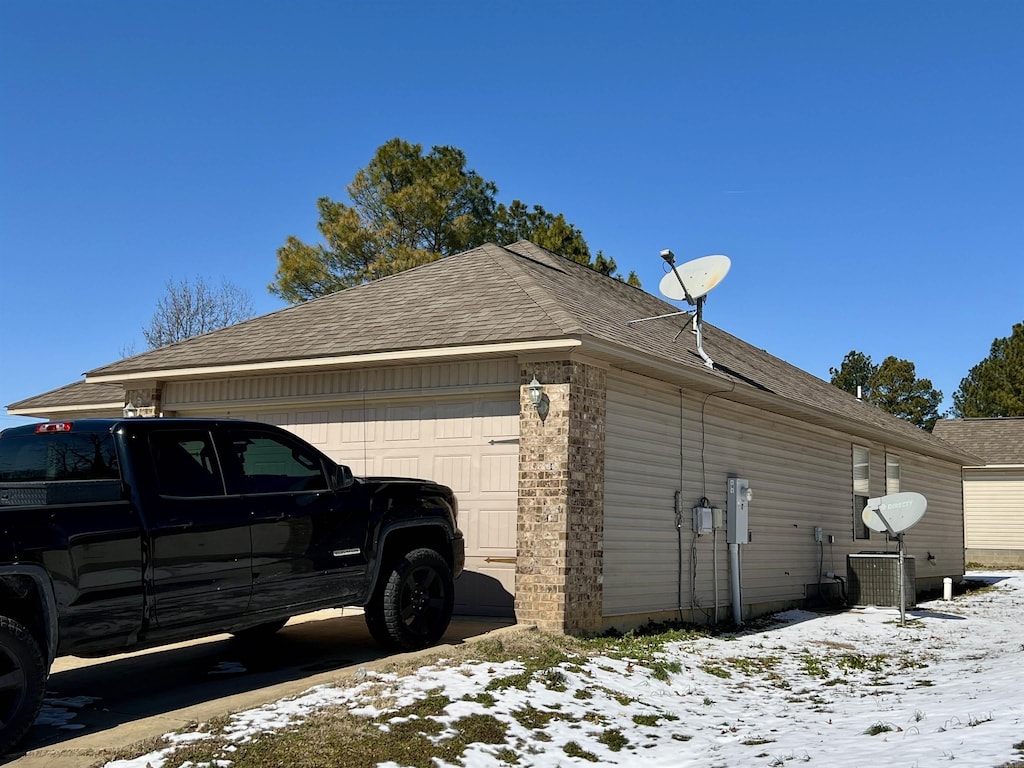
(847, 553), (916, 608)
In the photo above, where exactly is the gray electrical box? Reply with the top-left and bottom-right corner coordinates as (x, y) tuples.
(692, 505), (713, 535)
(727, 477), (751, 544)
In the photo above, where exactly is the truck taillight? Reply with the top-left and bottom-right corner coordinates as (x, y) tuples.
(36, 422), (73, 433)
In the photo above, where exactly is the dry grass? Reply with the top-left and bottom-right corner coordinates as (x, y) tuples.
(94, 611), (1024, 768)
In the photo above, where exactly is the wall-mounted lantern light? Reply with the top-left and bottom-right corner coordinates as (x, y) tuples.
(527, 376), (549, 419)
(528, 377), (544, 409)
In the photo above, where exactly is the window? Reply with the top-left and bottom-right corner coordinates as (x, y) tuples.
(150, 430), (224, 497)
(227, 428), (328, 494)
(853, 445), (870, 540)
(886, 454), (901, 495)
(0, 431), (119, 482)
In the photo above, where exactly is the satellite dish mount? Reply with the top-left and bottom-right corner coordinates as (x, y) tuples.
(627, 248), (731, 368)
(630, 249), (731, 369)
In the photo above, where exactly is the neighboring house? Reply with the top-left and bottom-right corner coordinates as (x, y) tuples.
(8, 241), (978, 634)
(933, 417), (1024, 567)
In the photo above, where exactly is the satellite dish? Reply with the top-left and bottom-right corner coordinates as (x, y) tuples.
(861, 492), (928, 535)
(659, 254), (731, 304)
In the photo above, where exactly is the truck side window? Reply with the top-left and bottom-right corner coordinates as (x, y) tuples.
(150, 430), (224, 497)
(227, 428), (328, 494)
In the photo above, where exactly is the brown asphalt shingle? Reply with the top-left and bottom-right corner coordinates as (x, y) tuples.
(8, 381), (123, 411)
(73, 240), (970, 461)
(933, 418), (1024, 465)
(87, 243), (572, 374)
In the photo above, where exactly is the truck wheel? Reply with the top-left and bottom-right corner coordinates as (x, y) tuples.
(0, 617), (46, 755)
(365, 548), (454, 651)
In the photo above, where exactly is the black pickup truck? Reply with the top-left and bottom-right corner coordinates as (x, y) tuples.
(0, 417), (464, 752)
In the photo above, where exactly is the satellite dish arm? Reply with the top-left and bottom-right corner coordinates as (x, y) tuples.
(661, 249), (697, 305)
(871, 505), (899, 538)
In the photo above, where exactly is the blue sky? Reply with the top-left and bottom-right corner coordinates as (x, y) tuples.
(2, 1), (1022, 429)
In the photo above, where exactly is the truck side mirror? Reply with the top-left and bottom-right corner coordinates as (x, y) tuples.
(335, 464), (355, 490)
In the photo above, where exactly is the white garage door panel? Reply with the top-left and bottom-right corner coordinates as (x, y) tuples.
(478, 509), (517, 549)
(434, 455), (473, 494)
(254, 410), (330, 445)
(436, 404), (473, 438)
(481, 454), (517, 493)
(250, 396), (519, 617)
(482, 401), (519, 436)
(384, 406), (423, 441)
(381, 456), (421, 477)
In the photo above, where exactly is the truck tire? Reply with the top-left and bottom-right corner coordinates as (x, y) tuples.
(0, 617), (46, 755)
(365, 548), (454, 651)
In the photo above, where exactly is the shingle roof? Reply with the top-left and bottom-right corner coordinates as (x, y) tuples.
(932, 418), (1024, 465)
(7, 380), (123, 411)
(77, 240), (969, 461)
(87, 242), (572, 375)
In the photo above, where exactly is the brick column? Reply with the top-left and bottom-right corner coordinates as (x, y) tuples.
(516, 360), (606, 635)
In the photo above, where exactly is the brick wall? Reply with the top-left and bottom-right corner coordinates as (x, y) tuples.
(516, 360), (606, 634)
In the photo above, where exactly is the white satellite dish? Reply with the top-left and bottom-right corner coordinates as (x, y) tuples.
(861, 492), (928, 535)
(653, 249), (731, 369)
(659, 254), (732, 304)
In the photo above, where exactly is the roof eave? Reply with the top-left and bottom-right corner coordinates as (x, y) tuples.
(87, 338), (583, 384)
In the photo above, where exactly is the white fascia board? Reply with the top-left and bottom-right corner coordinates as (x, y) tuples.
(7, 400), (124, 416)
(87, 339), (583, 385)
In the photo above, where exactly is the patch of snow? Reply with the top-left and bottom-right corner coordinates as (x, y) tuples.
(101, 571), (1024, 768)
(36, 695), (100, 729)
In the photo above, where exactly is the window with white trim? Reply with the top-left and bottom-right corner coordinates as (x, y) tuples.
(886, 453), (901, 495)
(853, 445), (871, 540)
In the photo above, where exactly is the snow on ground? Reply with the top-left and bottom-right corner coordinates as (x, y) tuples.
(106, 572), (1024, 768)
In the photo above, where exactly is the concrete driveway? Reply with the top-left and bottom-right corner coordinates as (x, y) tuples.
(6, 610), (517, 768)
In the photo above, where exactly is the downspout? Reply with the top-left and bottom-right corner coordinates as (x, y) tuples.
(729, 543), (742, 625)
(713, 527), (719, 624)
(676, 388), (685, 621)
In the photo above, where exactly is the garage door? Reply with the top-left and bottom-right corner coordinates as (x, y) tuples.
(253, 398), (519, 617)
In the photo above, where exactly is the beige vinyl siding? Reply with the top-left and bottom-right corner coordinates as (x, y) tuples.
(162, 359), (520, 412)
(605, 369), (966, 622)
(963, 468), (1024, 551)
(697, 396), (855, 609)
(604, 374), (687, 617)
(605, 371), (852, 618)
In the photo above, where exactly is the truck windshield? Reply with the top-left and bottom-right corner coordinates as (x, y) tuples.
(0, 431), (119, 482)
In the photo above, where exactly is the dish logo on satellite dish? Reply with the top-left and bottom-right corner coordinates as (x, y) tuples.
(880, 499), (914, 512)
(861, 491), (928, 534)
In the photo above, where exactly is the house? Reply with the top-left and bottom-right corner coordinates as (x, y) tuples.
(7, 241), (978, 634)
(933, 417), (1024, 567)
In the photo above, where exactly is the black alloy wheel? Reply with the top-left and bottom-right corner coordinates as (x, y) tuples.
(0, 617), (46, 755)
(366, 548), (454, 651)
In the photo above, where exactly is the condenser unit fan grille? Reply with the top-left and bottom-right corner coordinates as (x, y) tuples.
(847, 553), (916, 608)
